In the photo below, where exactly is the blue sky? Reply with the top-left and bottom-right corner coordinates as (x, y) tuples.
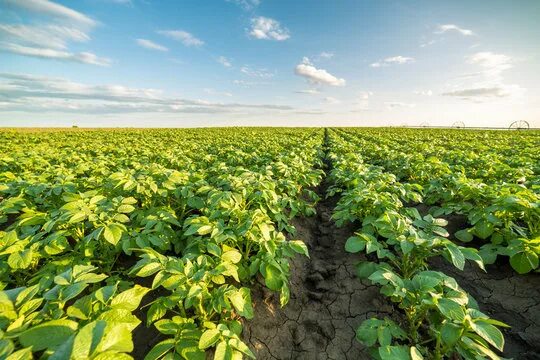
(1, 0), (539, 127)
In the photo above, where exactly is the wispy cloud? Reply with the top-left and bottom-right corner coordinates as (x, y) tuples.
(371, 56), (414, 68)
(0, 24), (90, 50)
(158, 30), (204, 47)
(295, 89), (320, 95)
(325, 96), (340, 104)
(217, 56), (232, 67)
(436, 24), (474, 36)
(249, 16), (290, 41)
(385, 102), (416, 109)
(0, 43), (111, 66)
(317, 51), (334, 60)
(0, 73), (293, 114)
(443, 52), (524, 101)
(204, 88), (233, 97)
(227, 0), (260, 10)
(295, 57), (345, 86)
(4, 0), (96, 27)
(240, 66), (274, 78)
(414, 90), (433, 96)
(1, 0), (111, 66)
(136, 38), (168, 52)
(356, 91), (372, 110)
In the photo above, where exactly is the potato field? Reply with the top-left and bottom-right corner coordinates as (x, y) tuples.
(0, 128), (539, 360)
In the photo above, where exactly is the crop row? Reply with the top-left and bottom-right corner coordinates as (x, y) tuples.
(0, 128), (324, 359)
(326, 129), (510, 359)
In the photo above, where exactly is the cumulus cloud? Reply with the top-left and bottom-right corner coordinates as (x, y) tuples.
(436, 24), (474, 36)
(136, 39), (168, 52)
(294, 57), (345, 86)
(249, 16), (290, 41)
(371, 56), (414, 68)
(157, 30), (204, 47)
(443, 52), (524, 101)
(217, 56), (232, 67)
(0, 73), (291, 114)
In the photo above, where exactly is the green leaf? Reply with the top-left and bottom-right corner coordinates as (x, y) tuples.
(288, 240), (309, 257)
(187, 197), (205, 209)
(228, 287), (254, 319)
(446, 243), (465, 270)
(19, 319), (78, 351)
(378, 345), (411, 360)
(441, 322), (462, 347)
(473, 220), (494, 240)
(69, 212), (87, 223)
(144, 339), (175, 360)
(198, 329), (221, 349)
(197, 225), (213, 235)
(410, 346), (424, 360)
(111, 285), (150, 311)
(71, 320), (107, 359)
(5, 347), (33, 360)
(455, 229), (473, 243)
(222, 250), (242, 264)
(437, 298), (465, 322)
(214, 341), (233, 360)
(471, 320), (505, 351)
(510, 251), (539, 274)
(7, 249), (33, 270)
(103, 224), (124, 245)
(117, 204), (135, 213)
(263, 264), (283, 291)
(345, 235), (367, 253)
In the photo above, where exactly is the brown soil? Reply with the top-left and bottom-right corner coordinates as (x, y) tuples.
(243, 187), (392, 360)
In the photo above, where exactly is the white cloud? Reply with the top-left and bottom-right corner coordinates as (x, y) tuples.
(4, 0), (96, 27)
(158, 30), (204, 47)
(442, 85), (524, 99)
(318, 52), (334, 60)
(294, 57), (345, 86)
(443, 52), (524, 101)
(227, 0), (260, 10)
(240, 66), (274, 78)
(371, 55), (414, 68)
(0, 43), (111, 66)
(325, 96), (340, 104)
(249, 16), (290, 41)
(0, 73), (293, 114)
(355, 91), (372, 110)
(420, 39), (437, 48)
(436, 24), (474, 36)
(385, 102), (416, 109)
(204, 88), (233, 97)
(296, 89), (320, 95)
(1, 1), (111, 66)
(217, 56), (232, 68)
(136, 39), (168, 52)
(0, 24), (89, 50)
(414, 90), (433, 96)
